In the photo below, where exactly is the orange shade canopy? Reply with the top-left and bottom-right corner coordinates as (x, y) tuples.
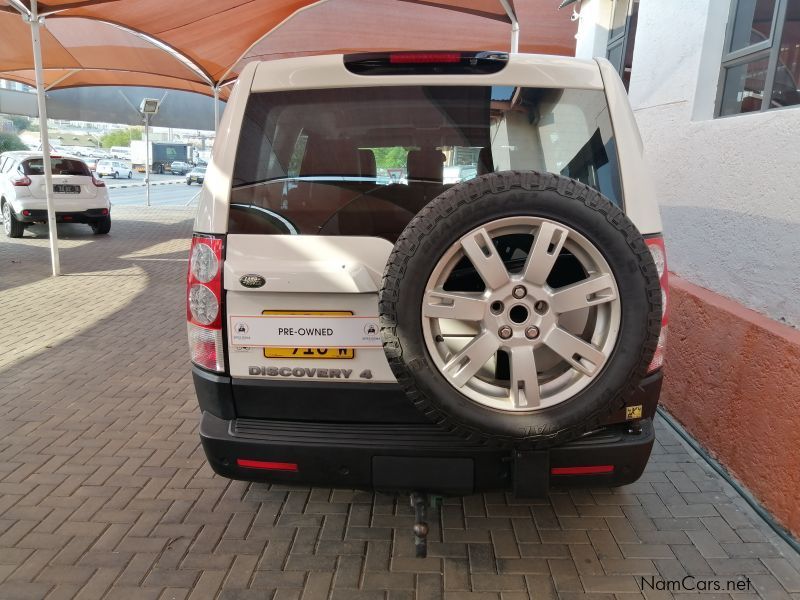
(0, 0), (573, 98)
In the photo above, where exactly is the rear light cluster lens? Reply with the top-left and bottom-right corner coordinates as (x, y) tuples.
(12, 176), (31, 186)
(188, 323), (225, 372)
(187, 235), (224, 372)
(92, 175), (105, 187)
(645, 236), (669, 372)
(190, 242), (220, 283)
(189, 285), (219, 326)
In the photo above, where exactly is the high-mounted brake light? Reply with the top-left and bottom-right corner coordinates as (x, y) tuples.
(344, 51), (508, 75)
(187, 235), (225, 372)
(645, 236), (668, 373)
(389, 52), (461, 64)
(12, 175), (31, 187)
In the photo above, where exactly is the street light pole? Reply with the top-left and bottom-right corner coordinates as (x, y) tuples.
(144, 112), (150, 207)
(139, 98), (160, 208)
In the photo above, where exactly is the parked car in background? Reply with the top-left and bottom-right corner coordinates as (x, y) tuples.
(0, 152), (111, 237)
(84, 157), (98, 172)
(170, 161), (192, 175)
(110, 146), (131, 160)
(186, 165), (206, 185)
(96, 159), (133, 179)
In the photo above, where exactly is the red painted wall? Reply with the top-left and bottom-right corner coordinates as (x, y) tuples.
(661, 276), (800, 537)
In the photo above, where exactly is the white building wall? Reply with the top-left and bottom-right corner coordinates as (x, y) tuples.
(576, 0), (800, 328)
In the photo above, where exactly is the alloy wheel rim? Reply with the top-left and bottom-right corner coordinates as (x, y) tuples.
(421, 216), (621, 412)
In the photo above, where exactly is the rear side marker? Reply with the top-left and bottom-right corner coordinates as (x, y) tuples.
(551, 465), (614, 475)
(236, 459), (298, 472)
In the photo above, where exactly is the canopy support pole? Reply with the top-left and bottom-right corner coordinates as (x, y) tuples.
(499, 0), (520, 53)
(27, 0), (60, 276)
(212, 85), (220, 132)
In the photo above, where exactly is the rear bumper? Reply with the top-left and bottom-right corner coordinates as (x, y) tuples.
(16, 208), (108, 224)
(199, 412), (655, 495)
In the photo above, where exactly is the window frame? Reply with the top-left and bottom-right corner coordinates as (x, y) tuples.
(716, 0), (793, 117)
(605, 0), (639, 90)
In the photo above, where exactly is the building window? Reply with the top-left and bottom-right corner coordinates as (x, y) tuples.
(717, 0), (800, 116)
(606, 0), (639, 90)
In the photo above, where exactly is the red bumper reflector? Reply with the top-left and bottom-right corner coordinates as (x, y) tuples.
(551, 465), (614, 475)
(237, 459), (298, 472)
(390, 52), (461, 64)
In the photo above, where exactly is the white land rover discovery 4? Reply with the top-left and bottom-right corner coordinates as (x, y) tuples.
(187, 52), (668, 527)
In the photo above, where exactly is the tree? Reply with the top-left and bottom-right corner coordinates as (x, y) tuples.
(0, 132), (27, 153)
(371, 146), (409, 170)
(8, 116), (34, 133)
(100, 127), (142, 148)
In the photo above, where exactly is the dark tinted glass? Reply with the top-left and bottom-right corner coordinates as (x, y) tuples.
(771, 3), (800, 108)
(230, 86), (623, 240)
(22, 157), (90, 176)
(719, 57), (770, 115)
(730, 0), (776, 52)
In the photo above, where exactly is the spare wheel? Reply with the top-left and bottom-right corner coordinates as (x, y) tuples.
(379, 171), (661, 447)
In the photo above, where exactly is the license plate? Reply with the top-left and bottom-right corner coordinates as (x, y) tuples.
(54, 184), (80, 193)
(261, 310), (355, 359)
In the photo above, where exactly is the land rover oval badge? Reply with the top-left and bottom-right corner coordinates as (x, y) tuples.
(240, 274), (266, 288)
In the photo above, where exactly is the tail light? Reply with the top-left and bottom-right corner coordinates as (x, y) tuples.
(12, 175), (31, 186)
(92, 175), (106, 187)
(187, 234), (225, 372)
(645, 236), (668, 372)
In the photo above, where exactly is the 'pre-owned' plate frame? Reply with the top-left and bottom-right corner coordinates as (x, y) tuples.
(261, 310), (355, 359)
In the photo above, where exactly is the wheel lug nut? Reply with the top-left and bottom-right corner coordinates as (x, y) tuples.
(525, 326), (540, 340)
(512, 285), (527, 299)
(498, 326), (513, 340)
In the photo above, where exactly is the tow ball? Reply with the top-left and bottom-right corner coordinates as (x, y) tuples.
(409, 492), (441, 558)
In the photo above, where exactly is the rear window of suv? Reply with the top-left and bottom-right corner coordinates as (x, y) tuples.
(23, 157), (91, 177)
(230, 85), (622, 240)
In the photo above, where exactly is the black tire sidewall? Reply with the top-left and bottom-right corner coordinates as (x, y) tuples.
(380, 172), (660, 446)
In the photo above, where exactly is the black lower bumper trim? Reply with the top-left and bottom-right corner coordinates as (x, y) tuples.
(17, 208), (108, 224)
(198, 368), (662, 425)
(200, 413), (655, 494)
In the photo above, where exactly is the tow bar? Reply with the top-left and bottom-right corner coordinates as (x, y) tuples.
(410, 492), (440, 558)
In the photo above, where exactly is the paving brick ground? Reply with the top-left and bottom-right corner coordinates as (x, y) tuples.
(1, 207), (798, 600)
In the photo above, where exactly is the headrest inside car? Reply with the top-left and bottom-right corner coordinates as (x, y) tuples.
(406, 149), (445, 183)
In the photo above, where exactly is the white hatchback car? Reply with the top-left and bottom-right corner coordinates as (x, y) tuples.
(96, 159), (133, 179)
(187, 53), (669, 541)
(0, 152), (111, 237)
